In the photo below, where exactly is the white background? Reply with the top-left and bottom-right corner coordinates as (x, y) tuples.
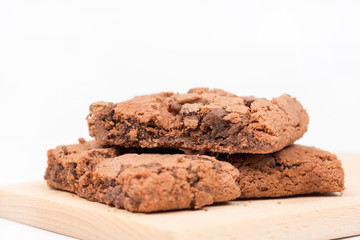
(1, 0), (360, 239)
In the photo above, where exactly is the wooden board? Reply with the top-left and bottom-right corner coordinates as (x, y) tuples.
(1, 153), (360, 240)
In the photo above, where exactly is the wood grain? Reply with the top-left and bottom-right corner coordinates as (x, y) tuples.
(0, 153), (359, 240)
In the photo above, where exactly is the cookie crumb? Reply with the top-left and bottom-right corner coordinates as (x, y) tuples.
(243, 204), (247, 207)
(204, 208), (208, 212)
(277, 201), (282, 205)
(78, 138), (86, 144)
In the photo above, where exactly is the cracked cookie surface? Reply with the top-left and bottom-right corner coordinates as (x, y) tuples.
(87, 88), (309, 154)
(44, 139), (240, 212)
(223, 145), (345, 198)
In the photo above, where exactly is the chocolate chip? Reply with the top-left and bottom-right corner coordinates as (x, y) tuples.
(242, 96), (256, 107)
(168, 100), (182, 114)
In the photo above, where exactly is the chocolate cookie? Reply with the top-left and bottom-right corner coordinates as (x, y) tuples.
(44, 140), (241, 213)
(87, 88), (308, 154)
(223, 145), (345, 198)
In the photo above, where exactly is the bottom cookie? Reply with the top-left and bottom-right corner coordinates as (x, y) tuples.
(223, 144), (345, 198)
(44, 140), (240, 213)
(45, 140), (345, 213)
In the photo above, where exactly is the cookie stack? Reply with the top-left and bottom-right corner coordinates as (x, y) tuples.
(45, 88), (344, 212)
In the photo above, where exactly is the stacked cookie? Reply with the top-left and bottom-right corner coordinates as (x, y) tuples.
(45, 88), (344, 212)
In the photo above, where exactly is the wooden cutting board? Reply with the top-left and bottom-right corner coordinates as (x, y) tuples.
(1, 153), (360, 240)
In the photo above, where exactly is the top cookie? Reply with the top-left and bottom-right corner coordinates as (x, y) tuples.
(87, 88), (309, 154)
